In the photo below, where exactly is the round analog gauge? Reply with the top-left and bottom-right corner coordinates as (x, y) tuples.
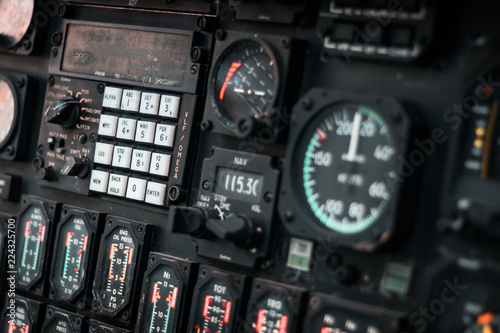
(301, 104), (398, 234)
(140, 265), (183, 333)
(52, 215), (90, 300)
(211, 40), (279, 130)
(17, 205), (49, 287)
(0, 0), (34, 50)
(95, 226), (137, 315)
(0, 77), (17, 149)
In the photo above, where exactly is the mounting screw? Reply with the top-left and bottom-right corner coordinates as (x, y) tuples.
(37, 145), (44, 155)
(264, 192), (273, 203)
(89, 133), (97, 143)
(150, 256), (155, 264)
(32, 157), (44, 171)
(284, 211), (294, 222)
(6, 145), (15, 156)
(168, 185), (185, 203)
(58, 4), (66, 16)
(200, 120), (212, 131)
(281, 38), (290, 48)
(215, 29), (226, 41)
(97, 84), (105, 94)
(16, 78), (25, 88)
(51, 32), (62, 46)
(202, 180), (210, 191)
(92, 303), (98, 312)
(48, 76), (55, 86)
(196, 16), (207, 30)
(310, 297), (319, 308)
(51, 47), (58, 57)
(23, 40), (31, 50)
(300, 98), (312, 110)
(138, 225), (144, 234)
(190, 65), (198, 74)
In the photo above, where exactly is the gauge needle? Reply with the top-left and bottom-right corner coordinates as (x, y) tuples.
(346, 112), (363, 162)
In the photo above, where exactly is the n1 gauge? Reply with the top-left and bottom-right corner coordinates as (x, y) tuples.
(279, 90), (416, 251)
(246, 279), (305, 333)
(137, 253), (197, 333)
(188, 266), (247, 333)
(49, 206), (102, 308)
(16, 196), (58, 294)
(92, 217), (150, 322)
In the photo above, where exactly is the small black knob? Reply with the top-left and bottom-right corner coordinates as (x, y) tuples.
(45, 96), (80, 128)
(61, 156), (90, 178)
(37, 167), (56, 182)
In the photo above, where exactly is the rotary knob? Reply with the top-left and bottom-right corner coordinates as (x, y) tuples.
(45, 96), (81, 128)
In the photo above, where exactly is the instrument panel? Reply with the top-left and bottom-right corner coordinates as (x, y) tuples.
(0, 0), (499, 333)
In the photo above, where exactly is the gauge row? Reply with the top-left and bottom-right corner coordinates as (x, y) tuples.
(1, 267), (404, 333)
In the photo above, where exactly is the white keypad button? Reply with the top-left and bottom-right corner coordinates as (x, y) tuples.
(89, 170), (109, 193)
(94, 142), (114, 165)
(116, 118), (137, 141)
(145, 182), (167, 206)
(107, 174), (128, 197)
(112, 146), (133, 169)
(154, 124), (176, 147)
(150, 153), (171, 177)
(159, 95), (180, 118)
(98, 114), (118, 137)
(102, 87), (122, 109)
(126, 177), (147, 201)
(131, 149), (152, 173)
(140, 92), (160, 115)
(121, 89), (141, 112)
(135, 121), (156, 144)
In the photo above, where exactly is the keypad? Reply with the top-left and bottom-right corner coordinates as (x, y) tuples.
(91, 86), (181, 206)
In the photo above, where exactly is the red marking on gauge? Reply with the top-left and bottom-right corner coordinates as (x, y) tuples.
(203, 295), (212, 317)
(219, 62), (242, 100)
(316, 129), (327, 141)
(224, 301), (232, 324)
(8, 322), (16, 333)
(256, 309), (265, 332)
(24, 220), (31, 238)
(40, 225), (46, 242)
(82, 235), (88, 252)
(65, 231), (74, 247)
(129, 69), (138, 75)
(279, 315), (288, 333)
(127, 248), (133, 264)
(151, 282), (160, 303)
(321, 328), (332, 333)
(171, 286), (178, 308)
(109, 243), (117, 260)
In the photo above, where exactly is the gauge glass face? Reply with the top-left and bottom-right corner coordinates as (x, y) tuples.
(0, 0), (34, 50)
(0, 78), (16, 147)
(251, 293), (290, 333)
(17, 205), (48, 286)
(4, 302), (32, 333)
(43, 315), (73, 333)
(141, 265), (182, 333)
(96, 226), (137, 314)
(301, 104), (397, 234)
(193, 278), (234, 333)
(212, 41), (278, 129)
(53, 215), (90, 299)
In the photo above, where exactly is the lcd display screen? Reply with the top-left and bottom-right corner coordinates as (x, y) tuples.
(62, 24), (190, 87)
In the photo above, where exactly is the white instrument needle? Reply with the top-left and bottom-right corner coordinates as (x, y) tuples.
(347, 112), (363, 162)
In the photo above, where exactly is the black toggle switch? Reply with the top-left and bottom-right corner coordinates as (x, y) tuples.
(61, 156), (90, 178)
(45, 96), (81, 128)
(37, 167), (56, 182)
